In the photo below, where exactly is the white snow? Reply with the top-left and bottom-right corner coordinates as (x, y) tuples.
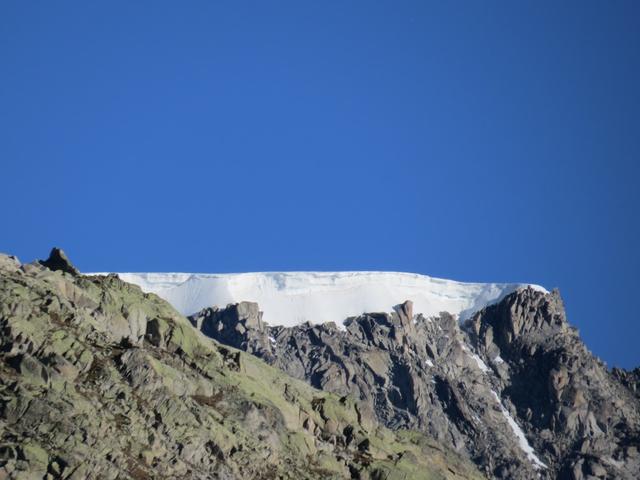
(470, 352), (491, 373)
(494, 355), (505, 365)
(461, 344), (491, 373)
(93, 271), (546, 329)
(490, 391), (547, 469)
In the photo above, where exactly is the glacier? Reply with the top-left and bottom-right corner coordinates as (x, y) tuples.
(98, 271), (547, 329)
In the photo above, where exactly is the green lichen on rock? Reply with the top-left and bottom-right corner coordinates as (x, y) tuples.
(0, 252), (484, 479)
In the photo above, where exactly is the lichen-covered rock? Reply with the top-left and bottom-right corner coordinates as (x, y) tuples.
(0, 252), (483, 480)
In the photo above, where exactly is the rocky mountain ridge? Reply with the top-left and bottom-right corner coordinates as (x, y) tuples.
(189, 287), (640, 479)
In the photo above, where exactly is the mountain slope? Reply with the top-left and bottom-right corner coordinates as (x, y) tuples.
(0, 250), (483, 480)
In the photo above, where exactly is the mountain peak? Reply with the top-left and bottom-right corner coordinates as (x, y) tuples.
(39, 247), (79, 275)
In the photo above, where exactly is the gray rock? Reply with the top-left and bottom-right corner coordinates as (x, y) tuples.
(193, 288), (640, 479)
(189, 301), (275, 361)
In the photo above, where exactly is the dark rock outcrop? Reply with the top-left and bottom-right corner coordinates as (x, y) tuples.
(467, 288), (640, 479)
(39, 247), (79, 275)
(613, 367), (640, 399)
(189, 302), (275, 361)
(191, 291), (640, 479)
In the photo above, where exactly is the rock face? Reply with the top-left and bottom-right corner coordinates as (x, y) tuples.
(467, 289), (640, 479)
(0, 252), (483, 480)
(190, 292), (640, 479)
(189, 302), (275, 362)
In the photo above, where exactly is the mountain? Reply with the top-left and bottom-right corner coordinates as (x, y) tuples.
(0, 250), (484, 480)
(2, 250), (639, 479)
(112, 269), (639, 479)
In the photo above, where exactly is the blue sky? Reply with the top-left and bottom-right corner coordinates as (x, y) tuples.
(1, 2), (639, 367)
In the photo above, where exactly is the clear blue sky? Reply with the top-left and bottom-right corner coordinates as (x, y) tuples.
(1, 2), (639, 368)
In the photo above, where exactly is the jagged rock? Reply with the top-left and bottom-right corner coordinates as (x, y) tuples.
(194, 288), (640, 479)
(39, 247), (79, 275)
(189, 301), (277, 363)
(466, 288), (640, 479)
(394, 300), (414, 326)
(613, 366), (640, 399)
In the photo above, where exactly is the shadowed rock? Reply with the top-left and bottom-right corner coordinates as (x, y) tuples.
(39, 247), (79, 275)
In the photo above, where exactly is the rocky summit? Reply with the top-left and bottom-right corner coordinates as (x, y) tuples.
(0, 250), (483, 480)
(1, 249), (639, 480)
